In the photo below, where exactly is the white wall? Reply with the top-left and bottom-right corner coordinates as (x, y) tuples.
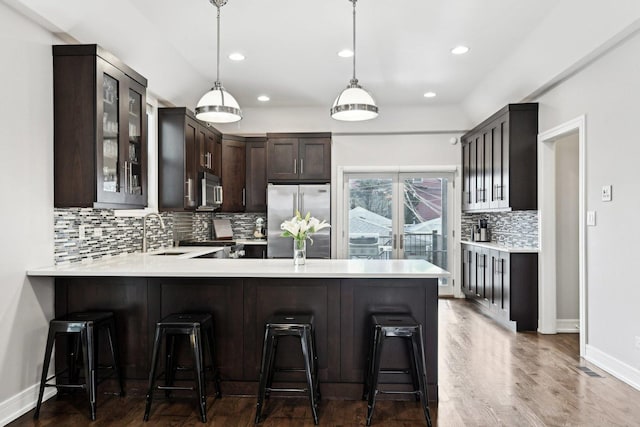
(535, 29), (640, 382)
(555, 133), (579, 325)
(0, 2), (58, 423)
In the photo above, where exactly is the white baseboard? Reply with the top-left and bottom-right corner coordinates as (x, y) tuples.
(585, 344), (640, 392)
(0, 383), (56, 426)
(556, 318), (580, 333)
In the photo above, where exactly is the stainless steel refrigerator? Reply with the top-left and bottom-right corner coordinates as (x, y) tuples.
(267, 184), (331, 258)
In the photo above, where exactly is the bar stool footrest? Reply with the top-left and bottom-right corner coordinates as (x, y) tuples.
(266, 387), (309, 393)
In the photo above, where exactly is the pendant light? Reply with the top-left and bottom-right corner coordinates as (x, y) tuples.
(331, 0), (378, 121)
(195, 0), (242, 123)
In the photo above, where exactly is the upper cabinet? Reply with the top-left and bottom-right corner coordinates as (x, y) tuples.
(220, 136), (246, 212)
(461, 104), (538, 213)
(266, 133), (331, 182)
(245, 138), (267, 212)
(53, 44), (148, 209)
(158, 107), (221, 211)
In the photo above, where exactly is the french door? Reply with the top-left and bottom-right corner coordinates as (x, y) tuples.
(343, 172), (454, 294)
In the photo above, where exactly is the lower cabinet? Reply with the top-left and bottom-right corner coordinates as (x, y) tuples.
(461, 243), (537, 331)
(243, 245), (267, 259)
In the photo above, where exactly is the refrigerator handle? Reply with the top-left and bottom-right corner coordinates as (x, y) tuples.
(300, 192), (305, 214)
(293, 193), (298, 214)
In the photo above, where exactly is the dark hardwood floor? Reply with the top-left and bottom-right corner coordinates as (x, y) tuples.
(11, 299), (640, 426)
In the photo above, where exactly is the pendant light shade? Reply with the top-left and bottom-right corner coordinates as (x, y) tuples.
(195, 0), (242, 123)
(331, 0), (378, 121)
(196, 82), (242, 123)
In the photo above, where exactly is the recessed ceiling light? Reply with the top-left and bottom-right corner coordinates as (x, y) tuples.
(423, 92), (437, 98)
(257, 95), (270, 102)
(451, 45), (469, 55)
(228, 52), (245, 61)
(338, 49), (354, 58)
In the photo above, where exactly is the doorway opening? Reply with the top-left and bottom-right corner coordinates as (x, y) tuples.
(342, 171), (455, 295)
(538, 115), (586, 357)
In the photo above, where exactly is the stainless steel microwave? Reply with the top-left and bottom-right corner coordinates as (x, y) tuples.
(198, 172), (223, 210)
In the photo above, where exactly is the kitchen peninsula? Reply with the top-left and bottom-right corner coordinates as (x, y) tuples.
(28, 250), (448, 401)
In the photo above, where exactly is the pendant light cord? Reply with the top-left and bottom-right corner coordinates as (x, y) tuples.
(352, 0), (357, 83)
(216, 5), (221, 84)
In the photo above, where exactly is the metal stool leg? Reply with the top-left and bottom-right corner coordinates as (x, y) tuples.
(205, 323), (221, 398)
(105, 319), (125, 397)
(366, 327), (385, 427)
(362, 321), (376, 401)
(191, 328), (207, 423)
(255, 328), (275, 424)
(34, 326), (57, 419)
(301, 328), (319, 425)
(412, 327), (432, 427)
(164, 334), (176, 398)
(80, 327), (96, 421)
(144, 326), (163, 421)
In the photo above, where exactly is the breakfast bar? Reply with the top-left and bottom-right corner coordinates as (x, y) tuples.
(28, 250), (449, 401)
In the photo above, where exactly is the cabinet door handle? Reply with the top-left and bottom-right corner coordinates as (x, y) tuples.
(185, 179), (193, 202)
(242, 188), (246, 206)
(124, 161), (129, 193)
(293, 158), (297, 174)
(300, 158), (304, 175)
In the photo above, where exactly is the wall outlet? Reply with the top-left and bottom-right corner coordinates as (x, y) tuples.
(79, 225), (86, 240)
(93, 227), (103, 237)
(635, 336), (640, 350)
(586, 211), (596, 226)
(601, 185), (612, 202)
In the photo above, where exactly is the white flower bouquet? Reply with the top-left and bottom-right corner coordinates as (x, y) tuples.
(280, 210), (331, 247)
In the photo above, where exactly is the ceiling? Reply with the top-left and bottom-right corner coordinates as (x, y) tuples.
(10, 0), (559, 111)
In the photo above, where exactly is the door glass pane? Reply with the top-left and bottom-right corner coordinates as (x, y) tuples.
(347, 177), (393, 259)
(102, 73), (119, 193)
(128, 88), (142, 195)
(401, 177), (449, 284)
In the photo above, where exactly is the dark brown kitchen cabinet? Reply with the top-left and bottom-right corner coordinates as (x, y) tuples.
(461, 104), (537, 212)
(158, 107), (221, 211)
(245, 137), (267, 212)
(221, 136), (246, 212)
(243, 245), (266, 259)
(53, 44), (148, 209)
(461, 243), (537, 331)
(266, 133), (331, 182)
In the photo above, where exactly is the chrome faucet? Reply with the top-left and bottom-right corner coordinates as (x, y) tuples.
(142, 213), (166, 253)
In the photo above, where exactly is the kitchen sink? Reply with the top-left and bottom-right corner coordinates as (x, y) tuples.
(150, 251), (187, 256)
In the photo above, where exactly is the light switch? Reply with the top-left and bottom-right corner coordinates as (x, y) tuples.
(586, 211), (596, 226)
(601, 185), (612, 202)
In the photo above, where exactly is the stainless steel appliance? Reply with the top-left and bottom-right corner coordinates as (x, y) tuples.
(267, 184), (331, 259)
(198, 172), (223, 211)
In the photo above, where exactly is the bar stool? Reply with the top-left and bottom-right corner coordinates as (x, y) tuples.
(255, 314), (320, 425)
(363, 313), (432, 427)
(143, 313), (221, 423)
(34, 311), (124, 421)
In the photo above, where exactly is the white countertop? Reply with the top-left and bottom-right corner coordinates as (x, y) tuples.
(460, 240), (539, 253)
(27, 247), (450, 279)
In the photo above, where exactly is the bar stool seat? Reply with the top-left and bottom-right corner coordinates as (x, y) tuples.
(144, 313), (221, 423)
(363, 313), (432, 426)
(255, 314), (320, 425)
(34, 311), (124, 421)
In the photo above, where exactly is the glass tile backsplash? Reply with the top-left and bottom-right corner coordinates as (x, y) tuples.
(461, 211), (538, 247)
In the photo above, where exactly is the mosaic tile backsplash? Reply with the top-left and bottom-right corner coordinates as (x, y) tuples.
(54, 208), (174, 264)
(213, 212), (267, 239)
(54, 209), (267, 264)
(461, 211), (538, 247)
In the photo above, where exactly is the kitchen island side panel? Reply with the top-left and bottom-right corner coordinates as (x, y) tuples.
(54, 276), (438, 400)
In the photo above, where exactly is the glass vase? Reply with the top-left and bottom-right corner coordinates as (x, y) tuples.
(293, 239), (306, 265)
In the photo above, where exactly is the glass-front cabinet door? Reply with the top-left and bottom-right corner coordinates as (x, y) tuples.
(125, 81), (147, 206)
(96, 58), (146, 207)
